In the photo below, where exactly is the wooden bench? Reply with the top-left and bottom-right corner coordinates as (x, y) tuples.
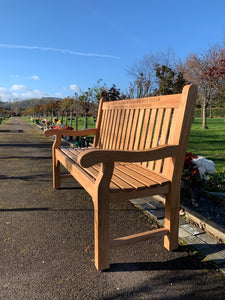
(44, 84), (197, 271)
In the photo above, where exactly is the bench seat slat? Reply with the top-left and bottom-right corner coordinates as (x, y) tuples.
(90, 163), (131, 191)
(61, 148), (134, 191)
(61, 148), (119, 190)
(62, 148), (138, 190)
(92, 163), (138, 191)
(61, 148), (79, 163)
(93, 164), (134, 192)
(115, 163), (159, 188)
(85, 166), (119, 191)
(60, 147), (169, 192)
(126, 162), (170, 185)
(112, 165), (146, 190)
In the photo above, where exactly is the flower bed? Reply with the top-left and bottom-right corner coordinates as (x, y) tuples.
(181, 152), (225, 229)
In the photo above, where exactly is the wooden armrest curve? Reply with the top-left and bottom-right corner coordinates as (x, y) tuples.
(78, 145), (179, 168)
(44, 128), (98, 137)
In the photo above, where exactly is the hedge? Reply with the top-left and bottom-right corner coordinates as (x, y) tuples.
(194, 107), (225, 118)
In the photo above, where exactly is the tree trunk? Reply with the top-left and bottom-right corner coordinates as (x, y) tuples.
(76, 115), (78, 130)
(65, 111), (68, 126)
(202, 103), (208, 129)
(70, 110), (73, 128)
(84, 112), (88, 129)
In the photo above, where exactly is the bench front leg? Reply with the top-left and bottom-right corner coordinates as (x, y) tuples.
(93, 162), (113, 271)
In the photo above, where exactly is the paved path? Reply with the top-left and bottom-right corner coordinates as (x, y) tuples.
(131, 196), (225, 275)
(0, 117), (224, 299)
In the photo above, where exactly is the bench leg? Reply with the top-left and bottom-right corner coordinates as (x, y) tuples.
(93, 192), (110, 271)
(164, 186), (180, 250)
(53, 159), (60, 189)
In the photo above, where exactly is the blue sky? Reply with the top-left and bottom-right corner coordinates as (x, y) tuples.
(0, 0), (225, 102)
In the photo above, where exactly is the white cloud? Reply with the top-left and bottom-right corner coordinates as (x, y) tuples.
(10, 75), (40, 81)
(55, 92), (63, 98)
(11, 84), (31, 91)
(0, 85), (49, 102)
(70, 84), (80, 91)
(21, 89), (48, 99)
(12, 92), (19, 98)
(32, 75), (39, 80)
(0, 44), (119, 59)
(10, 74), (20, 79)
(0, 87), (13, 101)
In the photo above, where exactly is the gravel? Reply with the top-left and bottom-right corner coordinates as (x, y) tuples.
(181, 190), (225, 228)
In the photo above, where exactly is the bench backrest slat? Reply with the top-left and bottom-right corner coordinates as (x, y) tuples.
(95, 85), (197, 180)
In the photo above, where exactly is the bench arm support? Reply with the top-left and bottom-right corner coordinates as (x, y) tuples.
(44, 128), (98, 138)
(78, 145), (179, 168)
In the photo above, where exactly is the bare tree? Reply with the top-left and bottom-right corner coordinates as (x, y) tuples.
(127, 48), (177, 95)
(78, 90), (92, 129)
(178, 43), (225, 129)
(60, 97), (74, 126)
(203, 46), (225, 101)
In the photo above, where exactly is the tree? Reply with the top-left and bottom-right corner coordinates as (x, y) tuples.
(173, 72), (187, 94)
(49, 101), (60, 119)
(203, 57), (225, 101)
(91, 79), (107, 104)
(127, 66), (186, 99)
(127, 73), (151, 98)
(60, 97), (74, 125)
(103, 84), (122, 101)
(127, 48), (177, 95)
(178, 44), (225, 129)
(154, 65), (186, 95)
(71, 94), (82, 130)
(34, 104), (41, 118)
(78, 90), (92, 129)
(126, 49), (187, 98)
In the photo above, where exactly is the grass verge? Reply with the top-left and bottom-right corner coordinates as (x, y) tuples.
(187, 118), (225, 171)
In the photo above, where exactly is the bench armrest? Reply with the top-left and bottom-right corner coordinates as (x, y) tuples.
(78, 145), (179, 168)
(44, 128), (98, 138)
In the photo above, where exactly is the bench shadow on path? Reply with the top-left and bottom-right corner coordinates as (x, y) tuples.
(0, 203), (222, 273)
(0, 174), (52, 181)
(0, 207), (92, 212)
(0, 143), (50, 148)
(0, 156), (51, 160)
(107, 245), (223, 272)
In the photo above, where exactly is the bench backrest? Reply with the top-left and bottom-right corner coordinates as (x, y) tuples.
(94, 85), (197, 181)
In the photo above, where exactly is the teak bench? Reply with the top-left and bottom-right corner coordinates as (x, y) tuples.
(44, 84), (197, 271)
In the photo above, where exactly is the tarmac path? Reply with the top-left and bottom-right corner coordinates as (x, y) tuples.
(0, 117), (224, 299)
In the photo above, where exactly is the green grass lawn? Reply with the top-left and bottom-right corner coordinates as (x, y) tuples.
(23, 116), (96, 130)
(0, 117), (11, 125)
(63, 117), (96, 130)
(23, 116), (225, 172)
(187, 118), (225, 171)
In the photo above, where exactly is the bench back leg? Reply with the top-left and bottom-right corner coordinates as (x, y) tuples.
(52, 135), (62, 189)
(164, 184), (180, 250)
(53, 156), (61, 189)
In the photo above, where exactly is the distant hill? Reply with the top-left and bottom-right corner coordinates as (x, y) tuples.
(0, 97), (62, 114)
